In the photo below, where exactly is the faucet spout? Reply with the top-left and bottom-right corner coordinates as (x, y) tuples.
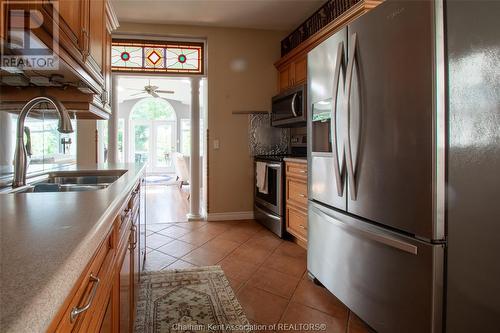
(13, 96), (74, 188)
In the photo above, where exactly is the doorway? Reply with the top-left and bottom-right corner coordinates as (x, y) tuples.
(130, 120), (176, 174)
(115, 75), (207, 223)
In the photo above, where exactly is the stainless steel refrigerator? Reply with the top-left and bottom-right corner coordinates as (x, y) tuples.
(307, 1), (445, 332)
(446, 0), (500, 331)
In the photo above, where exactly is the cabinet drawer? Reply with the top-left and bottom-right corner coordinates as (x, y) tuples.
(287, 179), (308, 207)
(54, 231), (113, 332)
(286, 206), (308, 241)
(286, 162), (308, 179)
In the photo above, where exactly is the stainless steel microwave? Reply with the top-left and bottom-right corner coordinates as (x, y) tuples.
(271, 85), (306, 127)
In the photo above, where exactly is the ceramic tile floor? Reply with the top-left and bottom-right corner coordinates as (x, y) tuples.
(145, 220), (374, 332)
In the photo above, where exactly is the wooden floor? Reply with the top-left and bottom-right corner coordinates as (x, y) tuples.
(145, 184), (189, 223)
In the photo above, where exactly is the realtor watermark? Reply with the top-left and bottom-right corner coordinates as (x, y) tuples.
(1, 0), (60, 71)
(170, 323), (328, 331)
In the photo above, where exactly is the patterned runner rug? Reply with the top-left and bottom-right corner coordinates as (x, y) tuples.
(134, 266), (251, 333)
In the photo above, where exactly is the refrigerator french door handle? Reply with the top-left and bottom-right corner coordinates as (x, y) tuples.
(344, 33), (358, 200)
(311, 203), (418, 255)
(331, 41), (345, 197)
(290, 92), (298, 117)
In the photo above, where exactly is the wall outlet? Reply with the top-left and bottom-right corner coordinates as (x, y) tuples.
(213, 139), (220, 150)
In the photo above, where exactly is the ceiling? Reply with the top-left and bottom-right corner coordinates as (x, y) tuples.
(111, 0), (324, 31)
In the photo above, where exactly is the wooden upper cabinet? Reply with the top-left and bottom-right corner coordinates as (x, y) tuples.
(274, 0), (383, 94)
(85, 0), (106, 84)
(276, 56), (307, 93)
(278, 64), (291, 92)
(293, 55), (307, 85)
(57, 0), (86, 53)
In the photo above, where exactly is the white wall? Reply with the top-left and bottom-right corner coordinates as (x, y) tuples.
(116, 23), (284, 214)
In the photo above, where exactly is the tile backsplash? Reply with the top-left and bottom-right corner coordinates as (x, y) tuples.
(0, 110), (77, 184)
(248, 114), (289, 156)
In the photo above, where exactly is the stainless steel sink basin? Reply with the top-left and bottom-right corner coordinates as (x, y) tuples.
(5, 170), (127, 194)
(46, 175), (121, 185)
(15, 184), (110, 193)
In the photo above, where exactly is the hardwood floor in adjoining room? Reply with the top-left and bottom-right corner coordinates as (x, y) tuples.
(145, 184), (189, 223)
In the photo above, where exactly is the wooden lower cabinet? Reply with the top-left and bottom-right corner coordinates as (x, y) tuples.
(49, 179), (142, 333)
(285, 161), (308, 248)
(118, 240), (132, 333)
(98, 296), (113, 333)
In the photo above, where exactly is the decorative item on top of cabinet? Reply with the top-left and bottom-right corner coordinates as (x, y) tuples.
(274, 0), (382, 93)
(285, 160), (308, 248)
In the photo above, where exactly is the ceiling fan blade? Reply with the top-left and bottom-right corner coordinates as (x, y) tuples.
(155, 90), (175, 94)
(130, 91), (146, 96)
(150, 85), (159, 91)
(150, 91), (160, 98)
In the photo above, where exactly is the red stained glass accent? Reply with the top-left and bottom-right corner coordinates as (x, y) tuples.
(147, 50), (161, 65)
(112, 39), (204, 74)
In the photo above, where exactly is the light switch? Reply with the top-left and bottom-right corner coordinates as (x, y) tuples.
(213, 139), (220, 150)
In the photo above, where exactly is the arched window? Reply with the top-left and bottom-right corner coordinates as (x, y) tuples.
(130, 98), (176, 121)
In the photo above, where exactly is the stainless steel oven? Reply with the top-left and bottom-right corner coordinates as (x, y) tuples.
(254, 156), (285, 237)
(271, 85), (307, 127)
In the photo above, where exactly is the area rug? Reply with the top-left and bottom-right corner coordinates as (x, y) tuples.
(134, 266), (251, 333)
(144, 175), (176, 186)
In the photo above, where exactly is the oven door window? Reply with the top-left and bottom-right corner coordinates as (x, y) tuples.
(255, 166), (278, 207)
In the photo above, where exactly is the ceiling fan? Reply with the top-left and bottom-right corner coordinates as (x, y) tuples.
(127, 80), (174, 98)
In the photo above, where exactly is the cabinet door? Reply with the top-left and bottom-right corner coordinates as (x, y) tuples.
(293, 55), (307, 85)
(98, 295), (113, 333)
(102, 28), (112, 110)
(57, 0), (86, 52)
(278, 65), (291, 92)
(286, 205), (307, 241)
(131, 216), (140, 324)
(85, 0), (105, 83)
(118, 246), (131, 333)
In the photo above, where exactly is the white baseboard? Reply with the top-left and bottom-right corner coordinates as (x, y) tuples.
(206, 211), (255, 221)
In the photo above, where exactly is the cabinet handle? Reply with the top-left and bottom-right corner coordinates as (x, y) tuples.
(70, 274), (100, 322)
(298, 193), (306, 198)
(130, 225), (138, 249)
(299, 224), (307, 230)
(299, 170), (307, 174)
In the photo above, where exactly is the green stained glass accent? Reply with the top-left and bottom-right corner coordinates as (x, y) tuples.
(112, 40), (203, 73)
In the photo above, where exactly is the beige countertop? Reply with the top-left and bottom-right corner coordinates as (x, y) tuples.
(283, 156), (308, 164)
(0, 163), (146, 333)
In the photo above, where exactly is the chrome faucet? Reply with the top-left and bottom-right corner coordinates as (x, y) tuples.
(13, 96), (74, 188)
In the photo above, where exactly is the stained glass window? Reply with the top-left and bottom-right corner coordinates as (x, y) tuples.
(112, 39), (204, 74)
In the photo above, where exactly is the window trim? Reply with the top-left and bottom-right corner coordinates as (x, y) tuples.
(112, 38), (205, 74)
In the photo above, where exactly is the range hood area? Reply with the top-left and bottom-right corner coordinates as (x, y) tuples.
(0, 86), (110, 120)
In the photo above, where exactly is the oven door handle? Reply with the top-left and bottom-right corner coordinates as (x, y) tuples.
(255, 205), (281, 221)
(266, 163), (282, 169)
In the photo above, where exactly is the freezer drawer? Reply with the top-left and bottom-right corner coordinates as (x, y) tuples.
(308, 202), (444, 333)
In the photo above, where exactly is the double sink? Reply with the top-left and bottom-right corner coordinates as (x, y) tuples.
(7, 170), (127, 194)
